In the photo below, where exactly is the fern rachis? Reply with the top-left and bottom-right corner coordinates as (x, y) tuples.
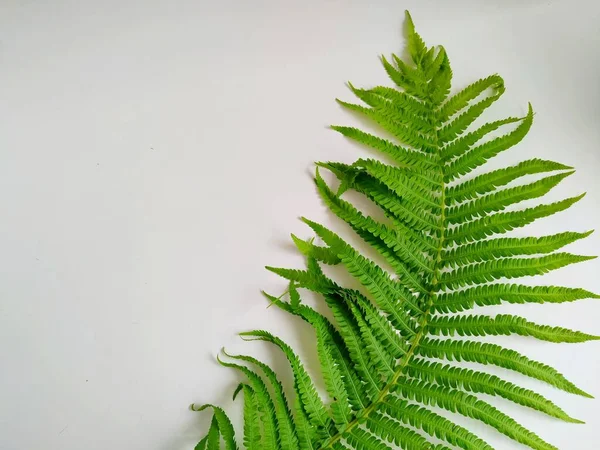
(190, 11), (598, 450)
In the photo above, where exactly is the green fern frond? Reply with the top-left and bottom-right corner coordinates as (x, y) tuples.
(381, 398), (493, 450)
(223, 350), (300, 449)
(416, 337), (592, 397)
(240, 331), (332, 434)
(445, 104), (534, 181)
(445, 158), (573, 202)
(438, 74), (504, 121)
(426, 314), (599, 343)
(406, 359), (583, 422)
(394, 378), (557, 450)
(239, 385), (262, 450)
(438, 253), (595, 289)
(441, 231), (593, 267)
(433, 284), (600, 313)
(216, 355), (280, 449)
(190, 404), (237, 450)
(440, 115), (524, 162)
(438, 79), (505, 143)
(192, 11), (598, 450)
(444, 171), (574, 224)
(445, 194), (586, 244)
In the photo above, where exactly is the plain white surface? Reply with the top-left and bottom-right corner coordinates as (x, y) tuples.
(1, 1), (600, 449)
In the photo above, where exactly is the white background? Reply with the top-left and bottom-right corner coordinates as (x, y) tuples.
(1, 1), (600, 449)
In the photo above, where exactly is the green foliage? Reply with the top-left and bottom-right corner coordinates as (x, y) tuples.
(192, 11), (598, 450)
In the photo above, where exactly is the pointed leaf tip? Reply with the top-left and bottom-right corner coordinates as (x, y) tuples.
(405, 10), (415, 27)
(232, 383), (244, 401)
(527, 102), (534, 116)
(239, 331), (261, 342)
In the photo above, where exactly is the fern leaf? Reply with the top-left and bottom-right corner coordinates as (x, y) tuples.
(445, 171), (574, 224)
(269, 294), (369, 411)
(314, 324), (352, 426)
(206, 416), (220, 450)
(359, 159), (441, 212)
(427, 314), (599, 343)
(302, 217), (422, 326)
(363, 85), (432, 117)
(380, 54), (412, 93)
(265, 265), (337, 294)
(442, 231), (593, 267)
(314, 168), (433, 276)
(442, 117), (524, 163)
(223, 350), (300, 449)
(439, 253), (595, 289)
(291, 234), (341, 265)
(294, 399), (318, 450)
(438, 82), (505, 143)
(405, 11), (427, 65)
(445, 194), (585, 244)
(407, 358), (582, 422)
(323, 292), (384, 399)
(194, 437), (208, 450)
(416, 337), (592, 397)
(392, 53), (427, 86)
(348, 83), (432, 131)
(319, 161), (440, 237)
(394, 378), (558, 450)
(288, 281), (301, 309)
(240, 385), (262, 450)
(345, 298), (396, 379)
(331, 444), (351, 450)
(423, 47), (447, 83)
(330, 126), (436, 169)
(336, 99), (436, 150)
(192, 12), (599, 450)
(427, 50), (452, 104)
(438, 74), (504, 121)
(315, 328), (367, 413)
(239, 331), (333, 434)
(216, 357), (280, 450)
(381, 398), (493, 450)
(346, 428), (394, 450)
(342, 289), (408, 356)
(366, 412), (452, 450)
(194, 436), (208, 450)
(269, 268), (386, 405)
(445, 104), (534, 181)
(191, 404), (238, 450)
(433, 284), (600, 313)
(445, 158), (573, 203)
(268, 290), (352, 424)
